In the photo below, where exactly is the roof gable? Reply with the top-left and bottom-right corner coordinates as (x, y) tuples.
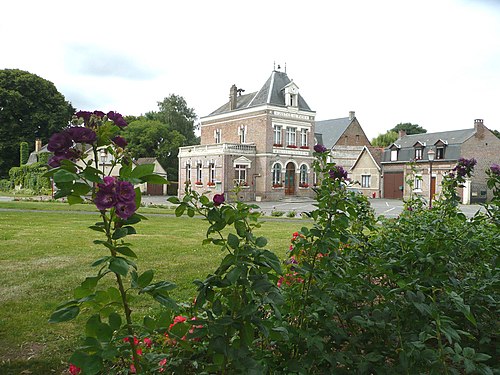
(350, 146), (382, 171)
(315, 117), (353, 148)
(208, 70), (312, 116)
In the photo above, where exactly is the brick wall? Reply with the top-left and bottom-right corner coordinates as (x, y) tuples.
(334, 119), (371, 147)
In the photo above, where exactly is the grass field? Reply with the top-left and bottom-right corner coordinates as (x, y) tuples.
(0, 201), (302, 374)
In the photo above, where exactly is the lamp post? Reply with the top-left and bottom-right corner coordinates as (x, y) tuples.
(100, 150), (107, 174)
(427, 149), (435, 208)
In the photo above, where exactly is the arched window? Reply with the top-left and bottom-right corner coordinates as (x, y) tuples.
(299, 164), (308, 186)
(272, 163), (282, 186)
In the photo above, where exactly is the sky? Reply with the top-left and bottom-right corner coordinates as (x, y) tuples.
(1, 0), (500, 140)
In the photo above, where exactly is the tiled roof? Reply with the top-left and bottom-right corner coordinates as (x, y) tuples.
(314, 117), (352, 149)
(209, 70), (312, 116)
(136, 157), (158, 165)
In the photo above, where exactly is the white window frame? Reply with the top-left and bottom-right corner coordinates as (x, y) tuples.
(300, 129), (308, 147)
(272, 163), (282, 185)
(214, 129), (222, 144)
(209, 162), (216, 183)
(436, 147), (445, 160)
(286, 127), (296, 146)
(196, 162), (202, 183)
(361, 175), (371, 188)
(238, 125), (247, 144)
(234, 164), (247, 186)
(185, 163), (191, 182)
(390, 149), (398, 161)
(273, 125), (282, 145)
(299, 164), (308, 185)
(415, 148), (423, 160)
(414, 174), (423, 191)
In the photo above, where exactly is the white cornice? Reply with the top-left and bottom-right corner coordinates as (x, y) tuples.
(200, 104), (315, 124)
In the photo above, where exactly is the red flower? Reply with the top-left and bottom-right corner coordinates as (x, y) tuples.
(143, 337), (152, 348)
(69, 364), (81, 375)
(169, 315), (187, 330)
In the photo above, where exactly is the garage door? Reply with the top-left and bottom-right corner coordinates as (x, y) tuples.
(384, 172), (404, 199)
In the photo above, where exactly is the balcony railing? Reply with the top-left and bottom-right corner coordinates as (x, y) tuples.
(179, 143), (256, 157)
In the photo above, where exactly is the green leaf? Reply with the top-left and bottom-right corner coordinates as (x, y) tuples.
(82, 166), (102, 183)
(49, 305), (80, 323)
(72, 182), (92, 196)
(115, 246), (137, 258)
(140, 174), (168, 184)
(167, 196), (180, 204)
(89, 225), (106, 233)
(175, 203), (186, 217)
(67, 194), (84, 205)
(124, 226), (136, 235)
(108, 313), (122, 331)
(134, 187), (141, 210)
(227, 233), (240, 249)
(53, 169), (78, 183)
(109, 257), (129, 276)
(119, 161), (132, 179)
(138, 270), (154, 288)
(91, 256), (110, 267)
(130, 163), (155, 179)
(255, 236), (268, 248)
(112, 228), (128, 240)
(95, 322), (113, 342)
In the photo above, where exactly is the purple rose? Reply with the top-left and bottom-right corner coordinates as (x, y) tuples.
(47, 132), (73, 153)
(107, 111), (127, 128)
(329, 166), (348, 180)
(94, 190), (116, 210)
(490, 163), (500, 176)
(314, 144), (328, 153)
(66, 126), (97, 144)
(213, 193), (225, 206)
(116, 181), (136, 202)
(112, 135), (127, 148)
(99, 176), (117, 193)
(75, 111), (92, 124)
(48, 154), (66, 168)
(453, 158), (477, 178)
(93, 110), (105, 118)
(115, 200), (137, 219)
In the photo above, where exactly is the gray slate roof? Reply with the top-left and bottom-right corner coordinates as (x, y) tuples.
(314, 117), (352, 149)
(383, 128), (476, 162)
(209, 71), (312, 116)
(136, 157), (158, 165)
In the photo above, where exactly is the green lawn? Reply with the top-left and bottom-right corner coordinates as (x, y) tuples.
(0, 202), (301, 374)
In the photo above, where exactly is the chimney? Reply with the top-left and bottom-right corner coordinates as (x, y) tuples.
(349, 111), (355, 120)
(398, 130), (407, 138)
(474, 118), (484, 131)
(35, 138), (42, 152)
(229, 84), (238, 110)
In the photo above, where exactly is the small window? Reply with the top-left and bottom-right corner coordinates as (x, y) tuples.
(300, 129), (308, 147)
(209, 162), (216, 183)
(196, 162), (202, 183)
(239, 126), (246, 143)
(272, 163), (282, 185)
(361, 175), (371, 188)
(185, 163), (191, 182)
(234, 164), (247, 186)
(414, 175), (422, 190)
(214, 129), (222, 144)
(355, 135), (360, 144)
(390, 149), (398, 161)
(286, 127), (296, 146)
(273, 125), (282, 146)
(415, 148), (423, 160)
(436, 147), (444, 159)
(299, 164), (308, 186)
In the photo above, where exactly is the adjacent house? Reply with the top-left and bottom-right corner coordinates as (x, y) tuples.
(381, 119), (500, 203)
(349, 146), (384, 198)
(178, 69), (317, 202)
(315, 112), (372, 172)
(135, 157), (168, 196)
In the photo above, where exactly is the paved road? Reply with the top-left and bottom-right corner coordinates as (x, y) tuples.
(0, 195), (483, 218)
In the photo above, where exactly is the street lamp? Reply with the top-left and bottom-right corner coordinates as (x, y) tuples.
(427, 149), (435, 208)
(100, 150), (107, 174)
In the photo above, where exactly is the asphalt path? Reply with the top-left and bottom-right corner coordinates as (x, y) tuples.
(0, 195), (483, 219)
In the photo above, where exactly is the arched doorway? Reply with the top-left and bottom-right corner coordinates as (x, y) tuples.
(285, 162), (295, 195)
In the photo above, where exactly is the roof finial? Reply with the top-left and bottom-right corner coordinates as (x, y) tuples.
(285, 62), (287, 73)
(273, 61), (275, 71)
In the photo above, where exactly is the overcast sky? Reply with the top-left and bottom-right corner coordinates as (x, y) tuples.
(2, 0), (499, 139)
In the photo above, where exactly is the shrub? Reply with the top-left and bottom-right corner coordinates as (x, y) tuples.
(271, 210), (285, 217)
(286, 210), (297, 218)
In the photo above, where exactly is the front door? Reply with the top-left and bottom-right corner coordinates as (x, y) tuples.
(285, 162), (295, 195)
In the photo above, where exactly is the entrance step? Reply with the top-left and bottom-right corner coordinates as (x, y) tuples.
(279, 196), (315, 203)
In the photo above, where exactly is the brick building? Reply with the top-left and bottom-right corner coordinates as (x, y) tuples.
(381, 119), (500, 203)
(178, 70), (317, 202)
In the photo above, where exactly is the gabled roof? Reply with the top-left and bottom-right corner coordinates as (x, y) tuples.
(315, 117), (353, 149)
(209, 70), (312, 116)
(393, 128), (475, 148)
(350, 146), (384, 171)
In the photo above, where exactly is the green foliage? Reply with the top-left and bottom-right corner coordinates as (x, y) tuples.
(391, 122), (427, 135)
(271, 210), (285, 217)
(8, 162), (50, 193)
(371, 130), (398, 147)
(0, 178), (12, 191)
(490, 129), (499, 139)
(122, 118), (185, 180)
(0, 69), (74, 177)
(19, 141), (29, 166)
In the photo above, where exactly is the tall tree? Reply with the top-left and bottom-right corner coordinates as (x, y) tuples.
(122, 119), (186, 180)
(492, 129), (500, 139)
(390, 123), (427, 135)
(0, 69), (74, 177)
(371, 131), (399, 148)
(148, 94), (199, 145)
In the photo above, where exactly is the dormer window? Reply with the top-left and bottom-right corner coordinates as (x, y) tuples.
(283, 81), (299, 107)
(413, 141), (425, 160)
(434, 139), (447, 160)
(389, 144), (401, 161)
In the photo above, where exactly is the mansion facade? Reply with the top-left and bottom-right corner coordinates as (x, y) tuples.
(178, 70), (316, 202)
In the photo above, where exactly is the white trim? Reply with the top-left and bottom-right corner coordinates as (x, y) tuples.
(350, 146), (381, 172)
(200, 104), (315, 123)
(233, 156), (252, 167)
